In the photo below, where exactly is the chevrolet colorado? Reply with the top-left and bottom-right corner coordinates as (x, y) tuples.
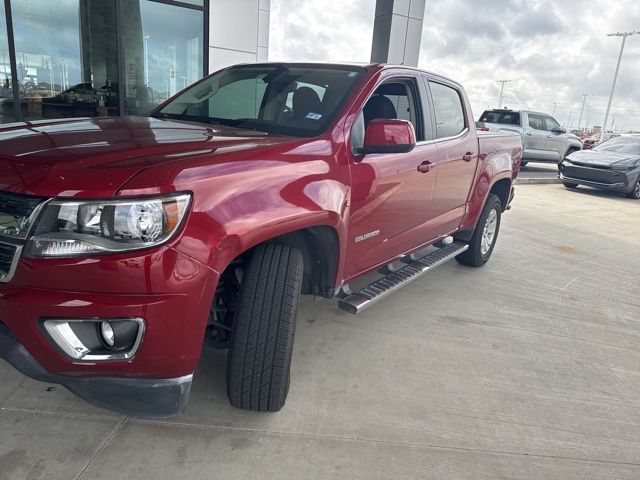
(0, 63), (522, 417)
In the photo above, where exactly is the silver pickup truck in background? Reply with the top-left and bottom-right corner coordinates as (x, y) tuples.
(477, 109), (582, 166)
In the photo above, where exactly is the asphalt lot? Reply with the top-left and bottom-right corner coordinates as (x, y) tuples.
(2, 184), (640, 479)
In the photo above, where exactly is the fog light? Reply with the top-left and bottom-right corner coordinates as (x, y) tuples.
(100, 322), (115, 347)
(42, 318), (145, 362)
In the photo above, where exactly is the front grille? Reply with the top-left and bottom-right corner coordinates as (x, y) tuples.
(0, 191), (44, 282)
(563, 165), (623, 184)
(0, 191), (43, 218)
(0, 242), (17, 280)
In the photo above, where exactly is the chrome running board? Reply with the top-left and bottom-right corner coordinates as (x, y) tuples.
(338, 242), (469, 314)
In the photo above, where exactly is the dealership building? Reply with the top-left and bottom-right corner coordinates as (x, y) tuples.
(0, 0), (424, 124)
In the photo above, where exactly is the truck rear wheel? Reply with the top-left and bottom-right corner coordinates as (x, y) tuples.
(456, 194), (502, 267)
(227, 243), (304, 412)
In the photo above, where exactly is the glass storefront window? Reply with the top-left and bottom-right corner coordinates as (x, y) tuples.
(11, 0), (118, 121)
(0, 0), (204, 122)
(122, 0), (204, 115)
(0, 3), (14, 123)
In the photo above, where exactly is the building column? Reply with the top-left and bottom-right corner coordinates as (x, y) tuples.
(209, 0), (270, 72)
(370, 0), (426, 67)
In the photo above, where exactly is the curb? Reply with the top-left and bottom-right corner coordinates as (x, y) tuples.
(516, 177), (561, 185)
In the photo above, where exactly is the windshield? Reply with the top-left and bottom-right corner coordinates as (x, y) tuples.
(154, 64), (365, 137)
(594, 137), (640, 155)
(479, 110), (520, 125)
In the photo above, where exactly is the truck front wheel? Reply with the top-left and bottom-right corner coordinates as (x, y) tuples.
(227, 243), (304, 412)
(456, 194), (502, 267)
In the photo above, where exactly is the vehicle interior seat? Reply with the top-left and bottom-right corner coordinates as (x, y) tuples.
(292, 87), (323, 120)
(363, 95), (397, 126)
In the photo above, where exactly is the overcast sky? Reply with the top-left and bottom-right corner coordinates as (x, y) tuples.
(270, 0), (640, 132)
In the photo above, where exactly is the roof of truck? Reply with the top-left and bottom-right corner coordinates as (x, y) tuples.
(226, 62), (463, 88)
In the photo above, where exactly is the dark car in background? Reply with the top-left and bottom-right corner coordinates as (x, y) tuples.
(559, 135), (640, 199)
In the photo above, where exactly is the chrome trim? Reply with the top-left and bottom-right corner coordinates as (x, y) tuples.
(0, 196), (51, 240)
(415, 127), (470, 147)
(0, 195), (50, 283)
(338, 242), (469, 314)
(42, 318), (146, 362)
(0, 242), (22, 283)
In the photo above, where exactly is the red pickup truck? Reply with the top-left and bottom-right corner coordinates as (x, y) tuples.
(0, 63), (522, 417)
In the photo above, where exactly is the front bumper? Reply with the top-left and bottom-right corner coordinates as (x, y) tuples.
(0, 322), (191, 418)
(0, 246), (219, 417)
(559, 163), (640, 193)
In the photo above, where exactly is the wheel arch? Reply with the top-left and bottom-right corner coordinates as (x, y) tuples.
(217, 224), (341, 299)
(489, 177), (512, 212)
(456, 176), (512, 242)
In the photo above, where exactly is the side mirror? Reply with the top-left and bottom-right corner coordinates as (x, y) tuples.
(357, 119), (416, 155)
(552, 128), (566, 134)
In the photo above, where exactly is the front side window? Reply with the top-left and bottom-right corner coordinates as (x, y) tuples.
(543, 116), (561, 132)
(528, 114), (544, 130)
(429, 82), (466, 139)
(157, 65), (365, 137)
(350, 79), (425, 152)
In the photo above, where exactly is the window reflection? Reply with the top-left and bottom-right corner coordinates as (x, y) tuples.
(10, 0), (118, 121)
(0, 2), (14, 123)
(0, 0), (204, 123)
(122, 0), (203, 115)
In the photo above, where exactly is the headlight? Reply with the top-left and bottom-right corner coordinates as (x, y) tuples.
(25, 193), (191, 258)
(611, 163), (638, 171)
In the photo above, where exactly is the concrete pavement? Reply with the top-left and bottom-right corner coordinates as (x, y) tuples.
(516, 162), (561, 184)
(2, 184), (640, 479)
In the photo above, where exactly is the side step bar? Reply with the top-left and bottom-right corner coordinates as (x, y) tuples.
(338, 242), (469, 314)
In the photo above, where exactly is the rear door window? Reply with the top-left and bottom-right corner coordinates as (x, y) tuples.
(528, 114), (544, 130)
(429, 82), (466, 139)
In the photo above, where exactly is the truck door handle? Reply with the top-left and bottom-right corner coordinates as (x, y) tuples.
(462, 152), (473, 162)
(526, 132), (533, 136)
(417, 161), (432, 173)
(546, 135), (553, 138)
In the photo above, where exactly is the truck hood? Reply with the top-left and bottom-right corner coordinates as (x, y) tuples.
(567, 149), (640, 168)
(0, 116), (295, 197)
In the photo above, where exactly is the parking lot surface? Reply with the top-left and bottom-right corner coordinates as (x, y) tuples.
(1, 184), (639, 480)
(517, 163), (561, 183)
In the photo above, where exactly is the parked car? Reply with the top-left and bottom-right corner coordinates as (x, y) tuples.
(559, 135), (640, 199)
(0, 63), (522, 417)
(583, 132), (618, 150)
(477, 109), (582, 166)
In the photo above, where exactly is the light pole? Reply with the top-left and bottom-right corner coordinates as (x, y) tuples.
(552, 102), (558, 116)
(496, 80), (511, 108)
(577, 94), (589, 131)
(602, 31), (638, 139)
(585, 109), (590, 131)
(565, 111), (573, 128)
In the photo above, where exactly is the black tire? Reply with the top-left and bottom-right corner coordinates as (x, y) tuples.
(227, 244), (304, 412)
(563, 183), (579, 189)
(456, 194), (502, 267)
(625, 179), (640, 199)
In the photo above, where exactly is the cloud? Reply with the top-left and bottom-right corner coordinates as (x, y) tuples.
(271, 0), (640, 132)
